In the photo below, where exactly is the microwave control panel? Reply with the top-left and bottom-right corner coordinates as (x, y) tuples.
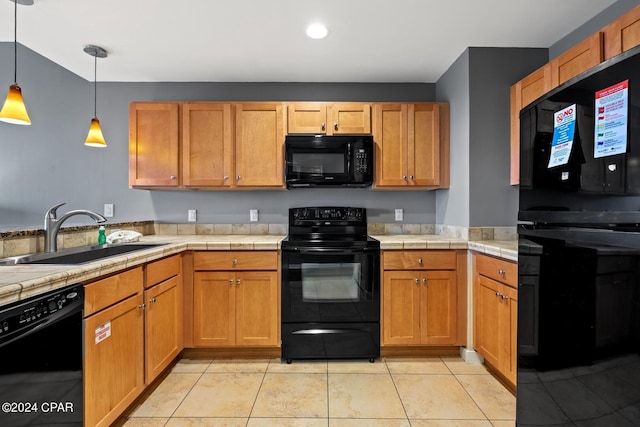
(354, 149), (369, 173)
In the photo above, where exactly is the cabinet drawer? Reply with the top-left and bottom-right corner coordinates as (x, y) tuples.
(475, 254), (517, 288)
(146, 254), (181, 288)
(383, 250), (456, 270)
(85, 267), (143, 316)
(193, 251), (278, 271)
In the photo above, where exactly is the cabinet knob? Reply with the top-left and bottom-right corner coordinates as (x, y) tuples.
(418, 258), (423, 265)
(334, 123), (338, 131)
(138, 303), (146, 310)
(498, 269), (506, 275)
(403, 176), (407, 180)
(229, 279), (234, 285)
(321, 122), (326, 131)
(495, 291), (501, 297)
(149, 297), (157, 304)
(415, 278), (419, 284)
(501, 295), (509, 301)
(223, 175), (229, 180)
(170, 176), (176, 180)
(410, 175), (414, 180)
(422, 278), (427, 284)
(236, 279), (241, 285)
(232, 258), (238, 265)
(236, 175), (241, 181)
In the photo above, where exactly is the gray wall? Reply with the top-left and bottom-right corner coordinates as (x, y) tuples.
(0, 43), (439, 228)
(435, 50), (470, 227)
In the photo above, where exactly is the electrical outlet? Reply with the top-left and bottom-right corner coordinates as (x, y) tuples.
(103, 204), (114, 218)
(250, 209), (259, 222)
(395, 208), (403, 221)
(188, 209), (197, 222)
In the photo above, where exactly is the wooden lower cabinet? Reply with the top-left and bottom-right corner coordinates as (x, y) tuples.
(381, 250), (465, 348)
(473, 253), (518, 386)
(193, 271), (278, 346)
(84, 268), (145, 427)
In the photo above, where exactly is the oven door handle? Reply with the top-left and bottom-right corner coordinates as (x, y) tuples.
(283, 247), (379, 254)
(292, 328), (366, 335)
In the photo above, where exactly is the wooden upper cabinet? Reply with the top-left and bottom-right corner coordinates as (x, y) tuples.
(550, 32), (604, 87)
(287, 102), (371, 134)
(235, 103), (285, 187)
(374, 103), (449, 188)
(182, 103), (233, 188)
(603, 5), (640, 60)
(129, 102), (180, 188)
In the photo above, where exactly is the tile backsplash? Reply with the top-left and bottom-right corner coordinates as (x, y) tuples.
(0, 221), (516, 259)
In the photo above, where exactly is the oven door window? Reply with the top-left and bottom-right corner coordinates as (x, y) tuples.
(301, 262), (361, 302)
(282, 250), (380, 323)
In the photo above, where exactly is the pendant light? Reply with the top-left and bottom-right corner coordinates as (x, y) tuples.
(0, 0), (34, 125)
(83, 44), (108, 147)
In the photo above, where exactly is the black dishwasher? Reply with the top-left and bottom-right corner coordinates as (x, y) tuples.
(0, 284), (84, 426)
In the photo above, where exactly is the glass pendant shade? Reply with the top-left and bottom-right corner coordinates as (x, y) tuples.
(0, 84), (31, 125)
(84, 117), (107, 147)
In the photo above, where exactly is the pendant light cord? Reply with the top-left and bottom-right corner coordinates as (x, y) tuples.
(93, 53), (97, 117)
(13, 0), (18, 84)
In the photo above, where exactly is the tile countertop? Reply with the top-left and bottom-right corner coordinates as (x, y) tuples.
(0, 234), (517, 307)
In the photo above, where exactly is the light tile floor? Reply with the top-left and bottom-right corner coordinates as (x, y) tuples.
(117, 356), (515, 427)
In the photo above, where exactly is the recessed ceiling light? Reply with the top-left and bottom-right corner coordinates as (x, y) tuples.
(306, 23), (329, 40)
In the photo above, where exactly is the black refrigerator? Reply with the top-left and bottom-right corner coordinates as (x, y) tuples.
(517, 45), (640, 426)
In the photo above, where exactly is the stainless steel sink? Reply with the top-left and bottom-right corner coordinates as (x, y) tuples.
(0, 243), (166, 266)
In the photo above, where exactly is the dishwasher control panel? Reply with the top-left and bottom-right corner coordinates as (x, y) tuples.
(0, 284), (83, 342)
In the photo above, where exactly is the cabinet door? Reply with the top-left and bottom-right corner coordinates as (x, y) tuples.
(373, 104), (409, 186)
(550, 32), (603, 87)
(145, 275), (183, 384)
(408, 103), (441, 187)
(329, 103), (371, 134)
(182, 103), (233, 187)
(235, 103), (285, 187)
(474, 275), (501, 368)
(235, 271), (278, 346)
(382, 270), (421, 345)
(193, 272), (235, 346)
(603, 5), (640, 59)
(129, 102), (180, 187)
(84, 294), (144, 427)
(502, 285), (518, 385)
(420, 270), (457, 345)
(287, 103), (328, 134)
(510, 65), (552, 185)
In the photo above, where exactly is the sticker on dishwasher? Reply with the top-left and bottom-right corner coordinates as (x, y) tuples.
(95, 321), (111, 344)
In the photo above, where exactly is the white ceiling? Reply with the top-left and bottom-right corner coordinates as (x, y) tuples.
(0, 0), (619, 83)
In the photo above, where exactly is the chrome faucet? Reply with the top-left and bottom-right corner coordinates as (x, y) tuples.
(44, 203), (107, 252)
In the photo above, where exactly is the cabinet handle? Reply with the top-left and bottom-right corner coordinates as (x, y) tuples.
(236, 279), (241, 285)
(418, 258), (423, 265)
(321, 122), (326, 131)
(334, 123), (338, 131)
(232, 258), (238, 265)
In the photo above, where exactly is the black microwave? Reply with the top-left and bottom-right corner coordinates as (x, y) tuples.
(284, 135), (374, 188)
